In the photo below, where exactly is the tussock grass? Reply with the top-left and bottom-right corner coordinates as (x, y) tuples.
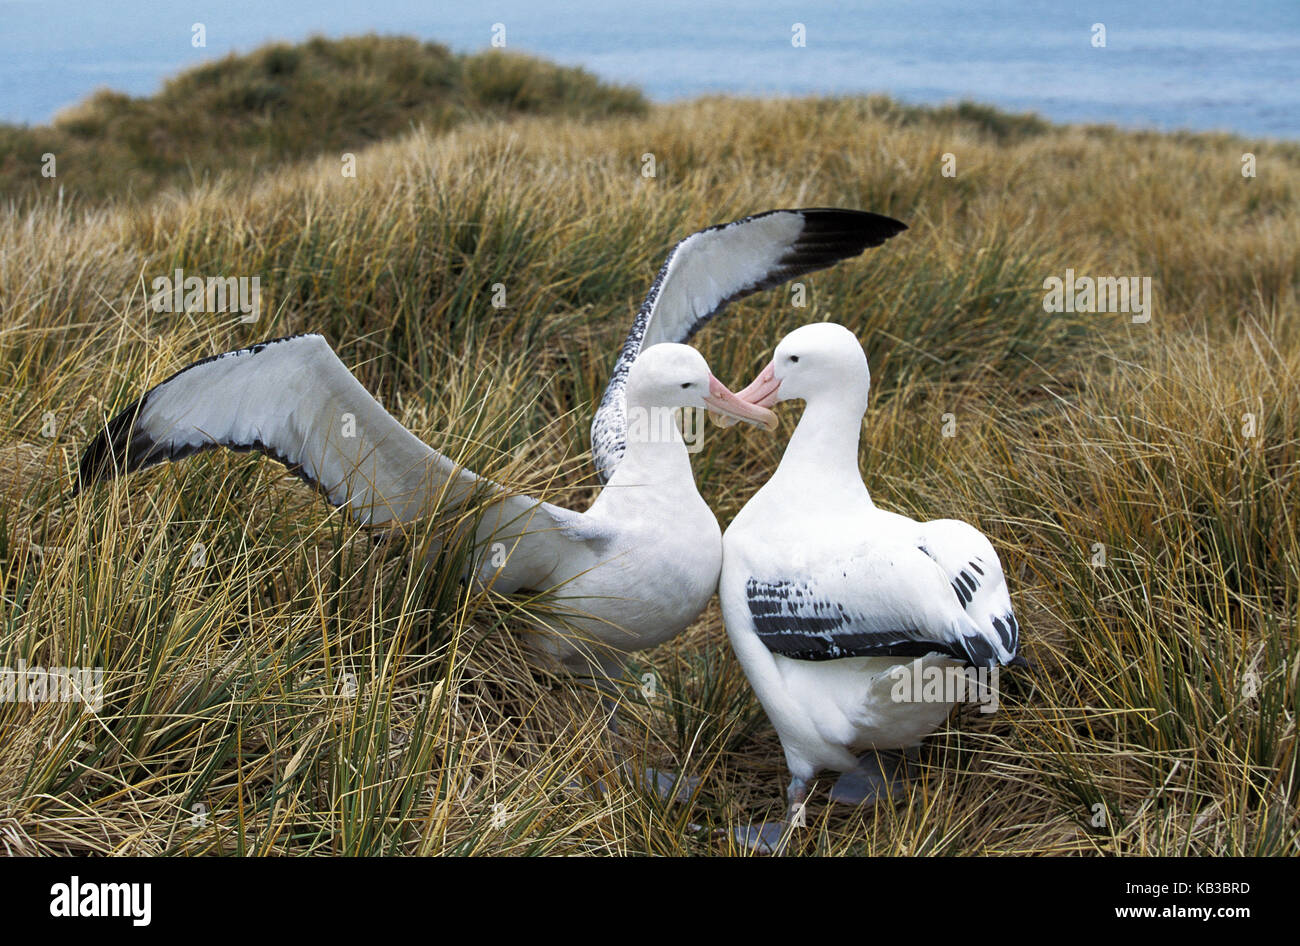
(0, 75), (1296, 854)
(0, 35), (645, 207)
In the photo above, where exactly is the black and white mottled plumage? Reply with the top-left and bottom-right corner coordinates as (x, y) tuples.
(590, 208), (906, 482)
(743, 518), (1021, 669)
(915, 527), (1022, 658)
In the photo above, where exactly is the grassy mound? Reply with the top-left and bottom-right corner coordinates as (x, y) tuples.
(0, 35), (645, 205)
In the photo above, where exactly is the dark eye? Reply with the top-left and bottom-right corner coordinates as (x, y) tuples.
(789, 355), (799, 364)
(680, 382), (692, 389)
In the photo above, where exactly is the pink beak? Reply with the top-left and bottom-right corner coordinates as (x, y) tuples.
(703, 374), (779, 431)
(735, 361), (781, 408)
(715, 361), (781, 429)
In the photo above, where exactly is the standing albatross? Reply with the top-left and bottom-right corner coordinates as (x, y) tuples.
(76, 211), (906, 690)
(721, 322), (1025, 850)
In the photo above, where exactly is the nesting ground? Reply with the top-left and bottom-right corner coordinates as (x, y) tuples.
(0, 39), (1296, 854)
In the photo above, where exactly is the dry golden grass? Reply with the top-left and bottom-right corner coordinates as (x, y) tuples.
(0, 95), (1296, 855)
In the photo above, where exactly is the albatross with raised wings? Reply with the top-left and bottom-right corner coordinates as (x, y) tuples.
(76, 211), (905, 694)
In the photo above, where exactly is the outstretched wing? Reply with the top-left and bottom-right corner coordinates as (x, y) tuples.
(743, 537), (1018, 668)
(590, 208), (907, 482)
(75, 334), (608, 592)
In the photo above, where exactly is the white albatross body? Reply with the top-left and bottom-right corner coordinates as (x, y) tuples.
(720, 322), (1023, 840)
(722, 481), (993, 776)
(76, 335), (760, 677)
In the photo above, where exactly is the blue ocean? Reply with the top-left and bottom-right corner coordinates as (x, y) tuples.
(1, 0), (1296, 138)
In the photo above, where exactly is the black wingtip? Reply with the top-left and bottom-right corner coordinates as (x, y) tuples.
(71, 334), (323, 500)
(958, 632), (1001, 669)
(795, 208), (908, 252)
(765, 208), (907, 279)
(74, 393), (152, 495)
(1008, 654), (1032, 670)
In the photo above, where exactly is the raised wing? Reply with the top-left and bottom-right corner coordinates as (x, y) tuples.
(75, 334), (607, 592)
(590, 208), (907, 481)
(743, 538), (1018, 668)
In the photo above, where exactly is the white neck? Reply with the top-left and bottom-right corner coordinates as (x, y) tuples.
(769, 394), (871, 503)
(604, 402), (698, 500)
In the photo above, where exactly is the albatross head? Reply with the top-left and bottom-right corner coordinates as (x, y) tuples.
(734, 322), (870, 416)
(626, 343), (778, 429)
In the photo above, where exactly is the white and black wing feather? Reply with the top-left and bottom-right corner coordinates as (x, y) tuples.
(915, 519), (1023, 661)
(590, 208), (906, 481)
(744, 537), (1019, 668)
(76, 334), (606, 592)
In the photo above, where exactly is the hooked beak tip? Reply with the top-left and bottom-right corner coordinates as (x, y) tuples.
(733, 361), (782, 413)
(705, 374), (778, 430)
